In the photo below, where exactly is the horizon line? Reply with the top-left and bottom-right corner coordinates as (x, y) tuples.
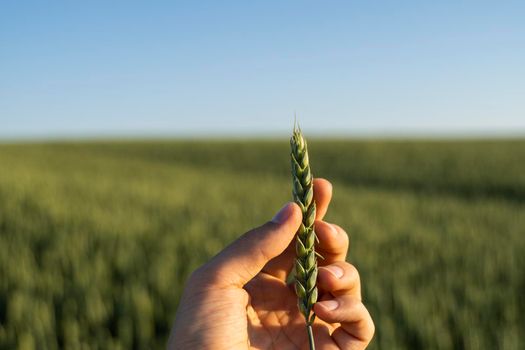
(1, 129), (525, 143)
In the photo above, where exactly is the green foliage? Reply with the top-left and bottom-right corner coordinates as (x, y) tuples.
(0, 139), (524, 349)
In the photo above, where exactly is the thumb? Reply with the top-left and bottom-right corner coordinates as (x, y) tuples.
(196, 202), (302, 288)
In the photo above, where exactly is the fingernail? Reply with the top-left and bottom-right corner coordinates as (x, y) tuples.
(318, 299), (339, 311)
(323, 265), (344, 279)
(329, 224), (338, 235)
(271, 203), (291, 224)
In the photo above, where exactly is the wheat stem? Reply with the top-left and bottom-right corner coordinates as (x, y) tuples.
(306, 324), (316, 350)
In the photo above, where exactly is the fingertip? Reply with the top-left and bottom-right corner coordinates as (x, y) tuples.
(286, 202), (303, 230)
(318, 262), (346, 286)
(317, 266), (342, 292)
(271, 202), (301, 224)
(315, 221), (349, 257)
(316, 299), (340, 312)
(313, 301), (337, 324)
(270, 202), (302, 243)
(320, 265), (344, 279)
(286, 202), (303, 234)
(313, 178), (333, 220)
(314, 299), (340, 320)
(315, 221), (338, 239)
(317, 262), (362, 299)
(313, 179), (333, 201)
(289, 201), (302, 220)
(313, 178), (333, 194)
(315, 295), (368, 323)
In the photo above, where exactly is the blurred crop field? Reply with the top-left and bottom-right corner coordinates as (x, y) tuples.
(0, 139), (524, 349)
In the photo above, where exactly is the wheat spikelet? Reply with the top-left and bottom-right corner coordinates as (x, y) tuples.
(291, 124), (319, 348)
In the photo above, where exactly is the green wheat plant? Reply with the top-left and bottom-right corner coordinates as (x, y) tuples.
(291, 124), (319, 350)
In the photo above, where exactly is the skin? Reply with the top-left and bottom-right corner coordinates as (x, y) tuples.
(168, 179), (374, 350)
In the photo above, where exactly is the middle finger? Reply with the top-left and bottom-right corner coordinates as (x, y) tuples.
(317, 261), (361, 299)
(315, 221), (349, 265)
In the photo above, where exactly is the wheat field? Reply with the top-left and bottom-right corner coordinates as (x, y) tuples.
(0, 139), (524, 349)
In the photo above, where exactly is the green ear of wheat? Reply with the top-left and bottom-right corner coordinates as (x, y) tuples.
(291, 124), (319, 349)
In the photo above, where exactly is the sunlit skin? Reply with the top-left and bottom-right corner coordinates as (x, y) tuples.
(169, 179), (374, 349)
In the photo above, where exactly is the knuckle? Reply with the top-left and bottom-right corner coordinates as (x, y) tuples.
(187, 263), (223, 289)
(187, 264), (209, 287)
(339, 294), (362, 310)
(343, 263), (360, 283)
(338, 226), (350, 247)
(333, 261), (360, 285)
(357, 302), (375, 341)
(367, 317), (376, 341)
(361, 310), (376, 344)
(332, 223), (350, 248)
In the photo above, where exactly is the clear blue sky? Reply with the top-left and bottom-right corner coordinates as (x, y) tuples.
(1, 1), (524, 138)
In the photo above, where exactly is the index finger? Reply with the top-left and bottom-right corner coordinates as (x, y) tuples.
(313, 178), (332, 220)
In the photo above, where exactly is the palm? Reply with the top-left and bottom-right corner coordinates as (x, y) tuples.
(245, 272), (334, 350)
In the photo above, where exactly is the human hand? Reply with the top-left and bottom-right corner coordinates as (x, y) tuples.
(168, 179), (374, 349)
